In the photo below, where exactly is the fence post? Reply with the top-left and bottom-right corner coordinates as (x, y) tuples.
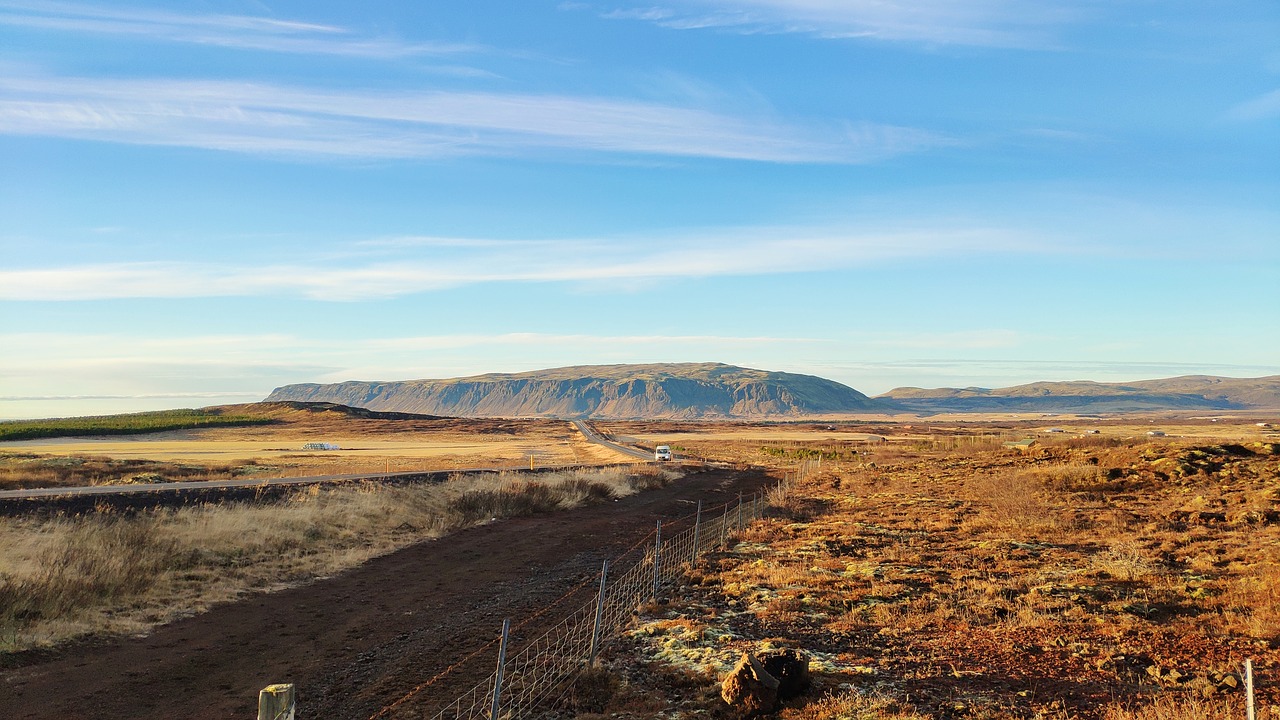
(720, 503), (729, 546)
(652, 520), (662, 603)
(691, 500), (702, 565)
(257, 684), (295, 720)
(737, 493), (743, 530)
(1245, 658), (1255, 720)
(588, 560), (609, 665)
(490, 619), (511, 720)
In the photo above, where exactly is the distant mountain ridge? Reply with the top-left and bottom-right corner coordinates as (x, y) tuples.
(265, 363), (873, 419)
(266, 367), (1280, 418)
(878, 375), (1280, 413)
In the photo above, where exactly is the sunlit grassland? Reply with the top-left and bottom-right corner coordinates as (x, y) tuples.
(0, 409), (273, 441)
(0, 465), (678, 652)
(609, 428), (1277, 720)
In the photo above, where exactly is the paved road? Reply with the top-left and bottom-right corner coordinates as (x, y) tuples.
(572, 419), (656, 460)
(0, 421), (651, 501)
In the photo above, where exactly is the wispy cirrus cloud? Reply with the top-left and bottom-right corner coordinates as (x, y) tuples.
(1226, 88), (1280, 121)
(864, 329), (1022, 350)
(0, 0), (479, 59)
(0, 227), (1041, 301)
(0, 331), (805, 363)
(0, 72), (943, 161)
(592, 0), (1085, 48)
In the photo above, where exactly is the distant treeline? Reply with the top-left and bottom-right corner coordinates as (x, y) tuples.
(0, 409), (274, 441)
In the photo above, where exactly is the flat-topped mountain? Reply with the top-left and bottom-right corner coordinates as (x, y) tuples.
(879, 375), (1280, 413)
(265, 363), (874, 419)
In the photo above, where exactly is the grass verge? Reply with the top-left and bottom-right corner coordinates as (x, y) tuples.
(0, 465), (678, 652)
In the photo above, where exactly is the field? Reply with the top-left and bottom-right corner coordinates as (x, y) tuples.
(0, 464), (679, 653)
(582, 417), (1280, 720)
(0, 403), (660, 653)
(2, 410), (1277, 720)
(0, 403), (621, 490)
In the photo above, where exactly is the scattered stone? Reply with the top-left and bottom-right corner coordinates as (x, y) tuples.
(1208, 671), (1242, 691)
(1145, 665), (1189, 684)
(721, 652), (780, 716)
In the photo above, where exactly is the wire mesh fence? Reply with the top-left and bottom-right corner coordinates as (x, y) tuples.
(419, 489), (772, 720)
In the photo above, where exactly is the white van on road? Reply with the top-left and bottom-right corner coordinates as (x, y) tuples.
(654, 445), (672, 461)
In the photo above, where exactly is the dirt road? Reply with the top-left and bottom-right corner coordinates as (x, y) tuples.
(0, 466), (772, 720)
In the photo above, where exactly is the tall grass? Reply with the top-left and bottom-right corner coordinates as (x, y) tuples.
(1101, 695), (1241, 720)
(0, 465), (678, 652)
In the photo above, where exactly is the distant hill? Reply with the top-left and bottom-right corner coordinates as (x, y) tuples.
(211, 401), (445, 422)
(265, 363), (874, 419)
(878, 375), (1280, 413)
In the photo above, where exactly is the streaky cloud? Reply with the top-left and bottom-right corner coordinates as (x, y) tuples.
(1227, 88), (1280, 121)
(0, 0), (480, 58)
(593, 0), (1087, 48)
(0, 73), (946, 162)
(0, 226), (1042, 301)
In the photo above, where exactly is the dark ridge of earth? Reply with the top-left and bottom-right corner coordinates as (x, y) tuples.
(0, 466), (774, 720)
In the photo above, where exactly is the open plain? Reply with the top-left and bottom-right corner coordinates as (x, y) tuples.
(1, 410), (1277, 720)
(0, 403), (621, 491)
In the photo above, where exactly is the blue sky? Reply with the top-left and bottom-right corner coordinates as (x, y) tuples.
(1, 0), (1277, 419)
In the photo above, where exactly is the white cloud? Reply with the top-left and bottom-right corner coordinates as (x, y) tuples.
(1227, 88), (1280, 121)
(863, 329), (1022, 350)
(0, 226), (1042, 301)
(0, 0), (479, 59)
(593, 0), (1086, 48)
(0, 72), (943, 162)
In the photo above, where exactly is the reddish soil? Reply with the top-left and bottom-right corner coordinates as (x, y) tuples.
(0, 466), (775, 720)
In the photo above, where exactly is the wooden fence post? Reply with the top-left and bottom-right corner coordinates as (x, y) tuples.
(257, 684), (295, 720)
(1244, 658), (1255, 720)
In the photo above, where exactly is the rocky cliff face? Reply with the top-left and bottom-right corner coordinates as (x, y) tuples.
(266, 363), (873, 419)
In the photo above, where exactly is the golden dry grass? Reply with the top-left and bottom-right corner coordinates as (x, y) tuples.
(0, 465), (678, 652)
(1100, 695), (1243, 720)
(0, 415), (629, 489)
(604, 420), (1279, 720)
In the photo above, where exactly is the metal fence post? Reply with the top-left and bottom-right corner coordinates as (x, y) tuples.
(588, 560), (609, 665)
(652, 520), (662, 603)
(490, 619), (511, 720)
(691, 500), (702, 565)
(737, 492), (743, 530)
(720, 503), (729, 546)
